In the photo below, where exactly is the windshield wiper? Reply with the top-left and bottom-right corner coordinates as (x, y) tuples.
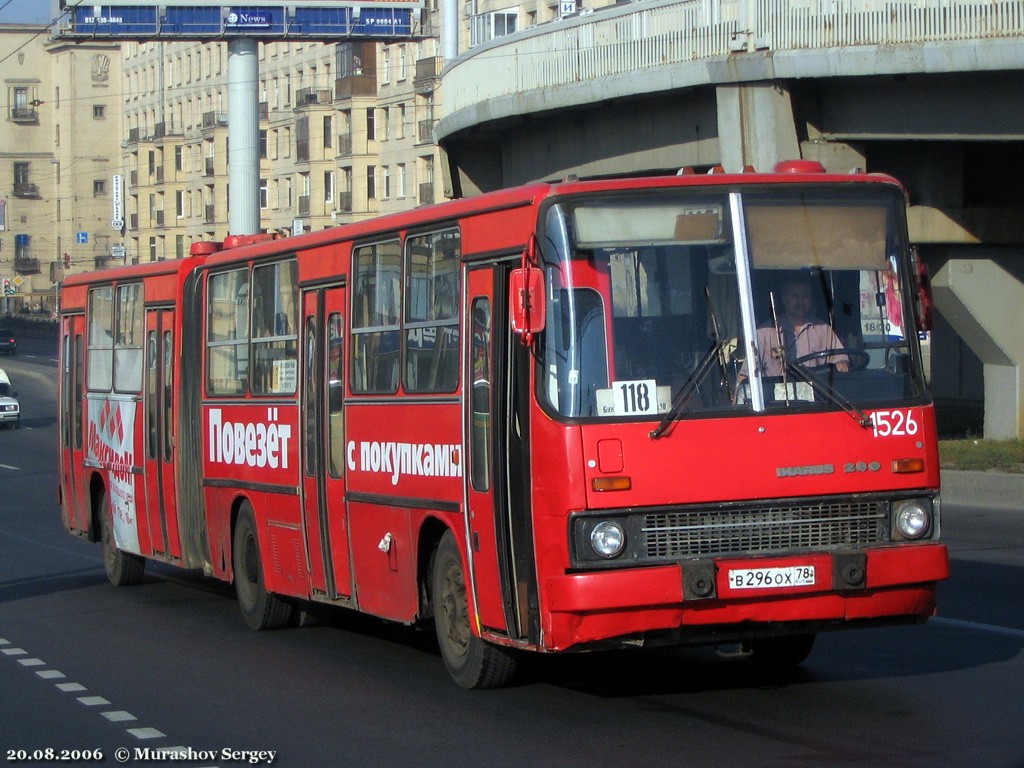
(784, 360), (873, 429)
(650, 340), (727, 439)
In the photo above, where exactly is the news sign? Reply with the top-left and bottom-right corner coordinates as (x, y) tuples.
(63, 2), (420, 39)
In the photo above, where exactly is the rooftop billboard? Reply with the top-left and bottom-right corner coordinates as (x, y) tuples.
(56, 2), (422, 39)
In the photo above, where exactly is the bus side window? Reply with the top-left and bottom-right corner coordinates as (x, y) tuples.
(351, 241), (401, 394)
(470, 298), (491, 491)
(206, 268), (249, 396)
(404, 229), (460, 393)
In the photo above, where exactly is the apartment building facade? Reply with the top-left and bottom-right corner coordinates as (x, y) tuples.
(120, 26), (445, 264)
(3, 0), (600, 310)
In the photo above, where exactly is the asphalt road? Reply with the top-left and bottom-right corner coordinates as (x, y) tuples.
(1, 337), (1022, 768)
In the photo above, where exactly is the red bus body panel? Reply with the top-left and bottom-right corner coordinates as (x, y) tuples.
(56, 171), (948, 676)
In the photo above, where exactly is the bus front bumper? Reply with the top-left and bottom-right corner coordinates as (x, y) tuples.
(541, 544), (949, 651)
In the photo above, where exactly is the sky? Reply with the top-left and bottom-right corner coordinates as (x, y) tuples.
(0, 0), (55, 26)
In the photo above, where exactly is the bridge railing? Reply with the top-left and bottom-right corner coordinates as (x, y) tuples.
(442, 0), (1024, 118)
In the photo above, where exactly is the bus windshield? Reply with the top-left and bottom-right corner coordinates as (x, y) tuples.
(537, 185), (926, 421)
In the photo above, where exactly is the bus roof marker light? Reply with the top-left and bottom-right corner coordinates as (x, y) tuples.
(773, 160), (827, 174)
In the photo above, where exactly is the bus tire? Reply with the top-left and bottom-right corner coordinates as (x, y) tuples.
(233, 503), (293, 630)
(99, 490), (146, 587)
(748, 633), (816, 668)
(431, 530), (517, 689)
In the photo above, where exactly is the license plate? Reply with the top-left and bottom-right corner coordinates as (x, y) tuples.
(727, 565), (816, 590)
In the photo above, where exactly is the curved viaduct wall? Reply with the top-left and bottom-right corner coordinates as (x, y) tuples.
(436, 1), (1024, 438)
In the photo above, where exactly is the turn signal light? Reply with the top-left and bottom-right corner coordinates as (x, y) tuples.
(891, 458), (925, 474)
(592, 476), (632, 492)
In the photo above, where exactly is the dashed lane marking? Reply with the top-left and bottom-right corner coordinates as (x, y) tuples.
(1, 634), (215, 763)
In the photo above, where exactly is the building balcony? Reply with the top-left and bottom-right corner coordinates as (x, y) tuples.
(11, 107), (39, 123)
(414, 56), (443, 95)
(418, 119), (436, 145)
(296, 88), (332, 108)
(335, 74), (376, 99)
(13, 183), (39, 198)
(418, 182), (435, 206)
(202, 111), (228, 129)
(14, 257), (41, 275)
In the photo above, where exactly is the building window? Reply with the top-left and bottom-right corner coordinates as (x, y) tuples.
(366, 165), (376, 200)
(93, 104), (106, 119)
(13, 162), (36, 197)
(324, 171), (334, 204)
(470, 9), (519, 47)
(366, 108), (375, 141)
(93, 180), (107, 196)
(11, 86), (34, 121)
(260, 180), (269, 210)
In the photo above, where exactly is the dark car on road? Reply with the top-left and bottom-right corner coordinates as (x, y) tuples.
(0, 328), (16, 355)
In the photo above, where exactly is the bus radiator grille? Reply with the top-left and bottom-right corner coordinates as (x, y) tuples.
(642, 501), (887, 559)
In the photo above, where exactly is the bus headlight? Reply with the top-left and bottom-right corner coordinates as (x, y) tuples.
(893, 499), (932, 540)
(590, 521), (626, 559)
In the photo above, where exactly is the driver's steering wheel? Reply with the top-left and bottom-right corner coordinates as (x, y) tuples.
(794, 348), (870, 372)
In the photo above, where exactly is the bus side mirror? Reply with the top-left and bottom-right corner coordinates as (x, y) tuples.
(912, 248), (933, 332)
(509, 266), (546, 343)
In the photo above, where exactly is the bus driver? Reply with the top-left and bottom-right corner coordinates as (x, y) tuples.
(740, 278), (849, 381)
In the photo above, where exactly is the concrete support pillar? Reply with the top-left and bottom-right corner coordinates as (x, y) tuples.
(227, 39), (260, 236)
(715, 83), (801, 173)
(931, 257), (1024, 439)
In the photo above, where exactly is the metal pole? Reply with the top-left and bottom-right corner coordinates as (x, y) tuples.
(442, 0), (459, 63)
(227, 39), (260, 236)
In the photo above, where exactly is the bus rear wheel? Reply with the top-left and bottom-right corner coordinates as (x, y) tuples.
(233, 503), (293, 630)
(431, 531), (517, 689)
(99, 490), (145, 587)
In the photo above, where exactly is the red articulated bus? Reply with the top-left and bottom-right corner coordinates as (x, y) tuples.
(58, 162), (949, 688)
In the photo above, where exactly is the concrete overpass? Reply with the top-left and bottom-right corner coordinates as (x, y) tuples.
(435, 0), (1024, 440)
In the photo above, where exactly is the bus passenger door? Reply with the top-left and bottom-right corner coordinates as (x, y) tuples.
(301, 287), (352, 600)
(59, 315), (89, 534)
(465, 266), (534, 640)
(142, 309), (180, 558)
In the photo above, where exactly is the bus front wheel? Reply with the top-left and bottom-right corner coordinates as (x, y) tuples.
(431, 531), (517, 689)
(99, 490), (145, 587)
(233, 503), (293, 630)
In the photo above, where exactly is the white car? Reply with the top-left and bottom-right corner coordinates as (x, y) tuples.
(0, 369), (20, 429)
